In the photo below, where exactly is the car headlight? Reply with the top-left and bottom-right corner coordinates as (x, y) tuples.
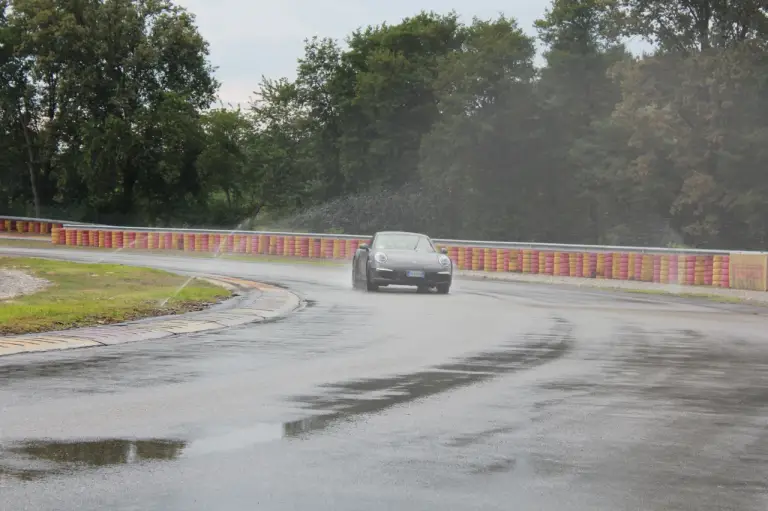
(438, 254), (451, 266)
(374, 252), (387, 263)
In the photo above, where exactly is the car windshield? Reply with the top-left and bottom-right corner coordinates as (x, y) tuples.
(373, 233), (435, 252)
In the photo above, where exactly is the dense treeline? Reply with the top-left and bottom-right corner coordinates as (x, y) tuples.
(2, 0), (768, 248)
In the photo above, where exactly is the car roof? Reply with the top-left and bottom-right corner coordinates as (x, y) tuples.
(374, 231), (429, 237)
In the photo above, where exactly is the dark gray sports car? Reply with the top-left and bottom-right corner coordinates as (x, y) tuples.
(352, 231), (453, 294)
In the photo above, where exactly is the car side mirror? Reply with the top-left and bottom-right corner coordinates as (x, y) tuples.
(359, 243), (369, 250)
(440, 247), (448, 254)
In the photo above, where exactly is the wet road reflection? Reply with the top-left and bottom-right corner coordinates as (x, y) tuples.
(0, 439), (185, 481)
(285, 318), (572, 437)
(1, 250), (768, 510)
(0, 298), (374, 399)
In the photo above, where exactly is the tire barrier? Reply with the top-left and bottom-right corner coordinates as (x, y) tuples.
(43, 223), (768, 291)
(52, 227), (368, 260)
(0, 216), (63, 235)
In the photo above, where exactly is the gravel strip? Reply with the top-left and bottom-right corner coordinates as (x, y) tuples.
(0, 269), (51, 300)
(457, 270), (768, 304)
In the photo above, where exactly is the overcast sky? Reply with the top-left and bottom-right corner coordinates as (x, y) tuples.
(174, 0), (554, 107)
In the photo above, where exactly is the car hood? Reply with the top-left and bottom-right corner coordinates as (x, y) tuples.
(375, 250), (445, 268)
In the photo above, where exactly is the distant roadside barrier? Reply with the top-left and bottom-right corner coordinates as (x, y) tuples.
(0, 216), (67, 235)
(3, 215), (768, 292)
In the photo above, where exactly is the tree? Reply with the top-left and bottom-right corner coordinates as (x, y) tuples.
(0, 0), (28, 213)
(419, 16), (540, 239)
(609, 40), (768, 248)
(197, 107), (252, 212)
(248, 77), (312, 220)
(615, 0), (768, 52)
(534, 0), (631, 243)
(4, 2), (768, 250)
(294, 36), (348, 201)
(1, 0), (217, 223)
(338, 11), (465, 193)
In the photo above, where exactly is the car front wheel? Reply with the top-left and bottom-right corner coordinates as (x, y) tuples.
(365, 265), (378, 292)
(436, 283), (450, 294)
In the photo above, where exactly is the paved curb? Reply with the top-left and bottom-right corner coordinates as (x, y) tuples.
(0, 275), (302, 358)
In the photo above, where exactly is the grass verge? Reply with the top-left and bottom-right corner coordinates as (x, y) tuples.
(0, 257), (232, 335)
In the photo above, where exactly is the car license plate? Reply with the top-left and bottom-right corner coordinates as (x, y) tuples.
(406, 270), (425, 278)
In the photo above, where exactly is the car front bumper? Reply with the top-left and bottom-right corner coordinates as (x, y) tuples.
(370, 267), (452, 286)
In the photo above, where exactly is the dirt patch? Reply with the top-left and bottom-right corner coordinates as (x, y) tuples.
(0, 269), (50, 301)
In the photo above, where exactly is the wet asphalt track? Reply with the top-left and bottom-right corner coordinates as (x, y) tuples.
(1, 247), (768, 510)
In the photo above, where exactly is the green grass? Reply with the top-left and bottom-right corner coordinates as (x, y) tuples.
(0, 257), (232, 335)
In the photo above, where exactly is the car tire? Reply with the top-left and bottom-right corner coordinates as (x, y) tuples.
(365, 265), (378, 292)
(436, 283), (450, 294)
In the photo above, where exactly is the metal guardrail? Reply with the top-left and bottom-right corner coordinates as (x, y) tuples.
(58, 223), (766, 255)
(61, 223), (365, 239)
(431, 238), (739, 255)
(1, 215), (91, 225)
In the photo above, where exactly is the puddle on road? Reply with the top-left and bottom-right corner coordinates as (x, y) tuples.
(0, 438), (185, 481)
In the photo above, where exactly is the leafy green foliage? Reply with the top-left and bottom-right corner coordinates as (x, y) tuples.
(2, 1), (768, 249)
(614, 0), (768, 52)
(0, 0), (217, 223)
